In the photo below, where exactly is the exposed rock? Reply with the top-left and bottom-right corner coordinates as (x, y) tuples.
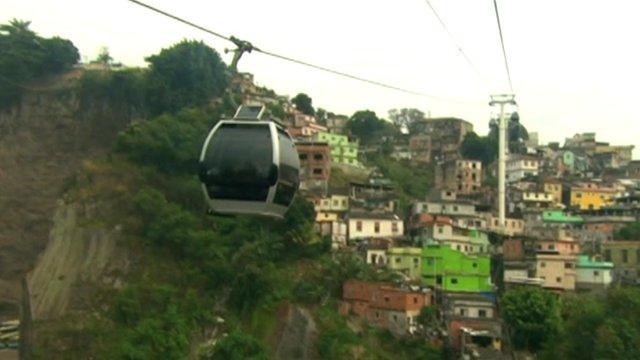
(275, 305), (319, 360)
(26, 202), (128, 321)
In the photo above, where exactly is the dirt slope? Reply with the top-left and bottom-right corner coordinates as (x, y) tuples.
(0, 69), (134, 303)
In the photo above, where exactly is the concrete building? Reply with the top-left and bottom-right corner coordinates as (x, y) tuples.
(435, 159), (482, 195)
(411, 199), (477, 218)
(296, 141), (331, 190)
(576, 255), (614, 290)
(413, 217), (490, 255)
(506, 155), (540, 182)
(409, 117), (473, 163)
(422, 245), (493, 293)
(603, 241), (640, 283)
(441, 293), (502, 353)
(536, 253), (577, 291)
(315, 132), (360, 166)
(484, 215), (525, 236)
(570, 183), (616, 210)
(387, 247), (422, 280)
(347, 211), (404, 241)
(543, 180), (562, 204)
(339, 280), (431, 336)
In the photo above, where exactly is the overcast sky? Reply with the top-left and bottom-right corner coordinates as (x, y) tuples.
(4, 0), (640, 157)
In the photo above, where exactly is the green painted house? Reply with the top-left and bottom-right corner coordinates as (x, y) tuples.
(387, 247), (422, 279)
(315, 132), (360, 166)
(421, 245), (493, 292)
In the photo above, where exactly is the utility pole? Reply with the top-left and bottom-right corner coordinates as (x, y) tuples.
(489, 94), (516, 230)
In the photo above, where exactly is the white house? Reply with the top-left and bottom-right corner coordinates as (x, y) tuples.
(576, 255), (614, 290)
(506, 155), (540, 182)
(347, 211), (404, 241)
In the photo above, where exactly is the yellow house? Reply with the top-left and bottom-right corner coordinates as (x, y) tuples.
(315, 211), (339, 222)
(570, 184), (615, 210)
(543, 181), (563, 206)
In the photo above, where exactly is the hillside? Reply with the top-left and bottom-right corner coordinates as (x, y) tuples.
(0, 37), (440, 358)
(0, 68), (138, 305)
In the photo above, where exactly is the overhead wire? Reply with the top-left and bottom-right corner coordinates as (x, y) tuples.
(128, 0), (484, 104)
(492, 0), (514, 93)
(422, 0), (489, 90)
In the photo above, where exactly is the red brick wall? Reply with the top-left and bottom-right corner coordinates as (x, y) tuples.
(503, 239), (524, 261)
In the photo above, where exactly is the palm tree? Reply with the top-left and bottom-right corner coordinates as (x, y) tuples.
(0, 18), (35, 37)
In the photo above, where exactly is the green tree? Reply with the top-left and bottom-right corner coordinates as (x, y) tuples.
(501, 287), (560, 352)
(388, 108), (425, 134)
(346, 110), (395, 144)
(0, 19), (78, 108)
(460, 132), (497, 166)
(614, 222), (640, 240)
(291, 92), (315, 115)
(94, 46), (113, 67)
(144, 40), (228, 115)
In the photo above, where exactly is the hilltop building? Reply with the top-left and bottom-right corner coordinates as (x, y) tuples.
(315, 132), (361, 167)
(421, 245), (493, 293)
(435, 159), (482, 195)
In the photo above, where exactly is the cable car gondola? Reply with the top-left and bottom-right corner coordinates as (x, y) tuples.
(198, 105), (300, 218)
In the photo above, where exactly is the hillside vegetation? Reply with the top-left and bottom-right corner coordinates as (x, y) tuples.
(4, 23), (440, 359)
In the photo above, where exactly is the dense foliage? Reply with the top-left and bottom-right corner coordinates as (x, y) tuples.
(346, 110), (396, 144)
(291, 92), (315, 115)
(388, 108), (425, 134)
(460, 131), (498, 166)
(144, 40), (229, 116)
(614, 222), (640, 240)
(0, 19), (79, 108)
(500, 286), (561, 352)
(540, 287), (640, 359)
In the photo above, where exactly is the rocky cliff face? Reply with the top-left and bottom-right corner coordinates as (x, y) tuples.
(26, 201), (129, 321)
(0, 69), (134, 307)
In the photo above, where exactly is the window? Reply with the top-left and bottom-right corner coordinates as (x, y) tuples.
(312, 168), (323, 175)
(459, 308), (466, 316)
(356, 221), (362, 232)
(540, 262), (546, 268)
(451, 278), (458, 284)
(393, 315), (397, 322)
(472, 262), (478, 268)
(437, 226), (443, 234)
(392, 222), (399, 233)
(565, 262), (573, 269)
(395, 257), (401, 264)
(548, 244), (555, 250)
(453, 206), (459, 212)
(384, 296), (389, 303)
(471, 173), (477, 181)
(332, 200), (338, 207)
(374, 222), (380, 233)
(576, 193), (582, 198)
(623, 249), (629, 263)
(413, 297), (418, 304)
(478, 310), (487, 318)
(594, 271), (599, 276)
(413, 258), (419, 268)
(457, 245), (461, 251)
(604, 249), (611, 261)
(299, 153), (308, 160)
(313, 153), (323, 160)
(376, 311), (380, 319)
(342, 199), (347, 207)
(556, 277), (562, 283)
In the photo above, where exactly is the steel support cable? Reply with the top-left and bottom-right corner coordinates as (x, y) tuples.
(128, 0), (484, 104)
(423, 0), (489, 90)
(492, 0), (514, 93)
